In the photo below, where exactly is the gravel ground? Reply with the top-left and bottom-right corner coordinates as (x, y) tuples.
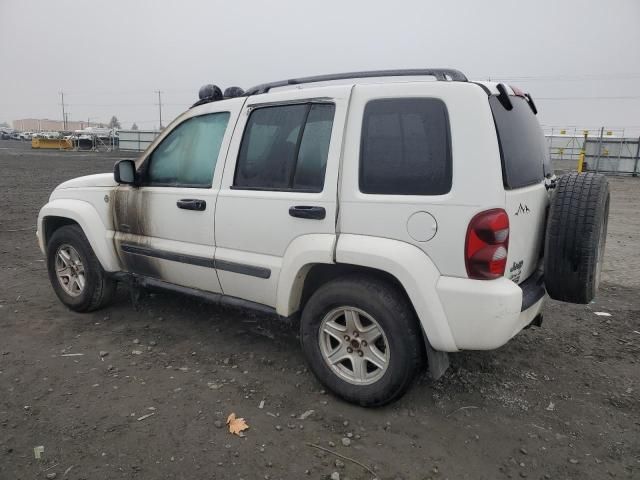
(0, 140), (638, 480)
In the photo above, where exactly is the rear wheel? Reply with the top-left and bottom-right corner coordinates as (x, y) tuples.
(544, 173), (610, 303)
(300, 275), (422, 407)
(46, 224), (116, 312)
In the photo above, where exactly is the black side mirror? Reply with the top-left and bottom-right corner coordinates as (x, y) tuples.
(114, 159), (136, 185)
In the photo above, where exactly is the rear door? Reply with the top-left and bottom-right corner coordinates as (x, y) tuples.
(214, 86), (350, 307)
(489, 94), (550, 283)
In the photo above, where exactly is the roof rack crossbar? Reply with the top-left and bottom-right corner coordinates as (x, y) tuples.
(245, 68), (468, 95)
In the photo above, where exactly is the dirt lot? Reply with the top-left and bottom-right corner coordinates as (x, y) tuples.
(0, 139), (638, 480)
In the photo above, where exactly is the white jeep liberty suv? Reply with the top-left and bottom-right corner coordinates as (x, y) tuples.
(37, 69), (610, 406)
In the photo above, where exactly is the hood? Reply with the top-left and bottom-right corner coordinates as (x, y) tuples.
(56, 173), (117, 189)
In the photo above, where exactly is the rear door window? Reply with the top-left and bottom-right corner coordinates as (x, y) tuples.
(360, 98), (452, 195)
(234, 103), (335, 192)
(489, 96), (549, 189)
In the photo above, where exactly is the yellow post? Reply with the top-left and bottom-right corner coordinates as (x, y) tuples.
(577, 152), (584, 172)
(577, 131), (588, 172)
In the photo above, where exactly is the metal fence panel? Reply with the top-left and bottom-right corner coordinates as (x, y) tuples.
(583, 137), (640, 174)
(117, 130), (160, 152)
(544, 127), (640, 176)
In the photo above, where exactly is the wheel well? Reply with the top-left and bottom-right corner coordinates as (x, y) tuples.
(299, 263), (410, 314)
(43, 216), (79, 248)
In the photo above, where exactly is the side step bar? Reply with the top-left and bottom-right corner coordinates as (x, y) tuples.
(111, 272), (277, 316)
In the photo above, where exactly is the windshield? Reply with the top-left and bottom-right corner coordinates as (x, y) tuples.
(489, 95), (551, 189)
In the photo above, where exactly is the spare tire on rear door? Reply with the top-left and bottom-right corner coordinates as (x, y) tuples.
(544, 172), (610, 304)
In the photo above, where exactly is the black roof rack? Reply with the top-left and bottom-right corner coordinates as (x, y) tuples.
(245, 68), (467, 96)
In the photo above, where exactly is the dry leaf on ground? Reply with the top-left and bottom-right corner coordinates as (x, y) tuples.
(226, 412), (249, 436)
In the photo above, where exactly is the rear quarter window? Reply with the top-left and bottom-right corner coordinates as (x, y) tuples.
(489, 96), (549, 189)
(360, 98), (452, 195)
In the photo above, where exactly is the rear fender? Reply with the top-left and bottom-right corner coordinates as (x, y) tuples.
(336, 234), (458, 352)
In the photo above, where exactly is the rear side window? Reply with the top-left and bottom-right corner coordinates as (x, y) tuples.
(360, 98), (452, 195)
(234, 103), (335, 192)
(489, 96), (548, 189)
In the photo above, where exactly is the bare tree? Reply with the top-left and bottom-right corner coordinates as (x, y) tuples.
(108, 116), (121, 129)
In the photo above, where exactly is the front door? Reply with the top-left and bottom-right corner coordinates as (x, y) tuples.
(214, 86), (351, 308)
(113, 99), (244, 292)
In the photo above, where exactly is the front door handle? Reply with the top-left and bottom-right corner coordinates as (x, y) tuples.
(289, 205), (326, 220)
(177, 199), (206, 211)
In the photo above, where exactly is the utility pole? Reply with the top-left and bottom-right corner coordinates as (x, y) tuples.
(60, 91), (66, 129)
(155, 90), (163, 130)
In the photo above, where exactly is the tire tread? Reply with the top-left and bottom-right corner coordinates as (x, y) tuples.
(47, 224), (116, 312)
(300, 274), (422, 407)
(544, 173), (609, 303)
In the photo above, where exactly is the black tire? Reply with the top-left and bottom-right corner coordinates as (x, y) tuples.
(46, 224), (117, 312)
(544, 172), (610, 304)
(300, 275), (423, 407)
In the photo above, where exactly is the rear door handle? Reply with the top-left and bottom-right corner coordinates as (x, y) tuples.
(177, 199), (206, 211)
(289, 205), (326, 220)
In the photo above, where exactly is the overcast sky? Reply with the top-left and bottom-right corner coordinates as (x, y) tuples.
(1, 0), (638, 132)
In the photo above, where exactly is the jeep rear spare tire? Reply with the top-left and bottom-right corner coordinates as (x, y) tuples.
(544, 172), (610, 303)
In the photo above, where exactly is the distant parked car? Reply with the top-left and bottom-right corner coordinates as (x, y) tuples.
(10, 132), (21, 140)
(34, 131), (60, 140)
(20, 132), (33, 141)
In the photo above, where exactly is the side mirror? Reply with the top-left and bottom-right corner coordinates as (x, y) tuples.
(114, 159), (136, 185)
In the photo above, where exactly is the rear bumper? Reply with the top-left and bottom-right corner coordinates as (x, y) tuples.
(520, 270), (546, 311)
(436, 272), (546, 351)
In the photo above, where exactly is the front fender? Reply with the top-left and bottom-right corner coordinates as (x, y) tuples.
(336, 234), (458, 352)
(37, 199), (120, 272)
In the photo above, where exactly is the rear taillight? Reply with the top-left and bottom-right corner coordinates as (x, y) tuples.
(465, 209), (509, 280)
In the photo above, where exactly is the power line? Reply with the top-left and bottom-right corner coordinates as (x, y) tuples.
(536, 95), (640, 101)
(62, 103), (187, 107)
(484, 73), (640, 82)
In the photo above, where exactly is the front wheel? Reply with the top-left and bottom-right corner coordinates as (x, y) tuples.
(46, 224), (116, 312)
(300, 275), (423, 407)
